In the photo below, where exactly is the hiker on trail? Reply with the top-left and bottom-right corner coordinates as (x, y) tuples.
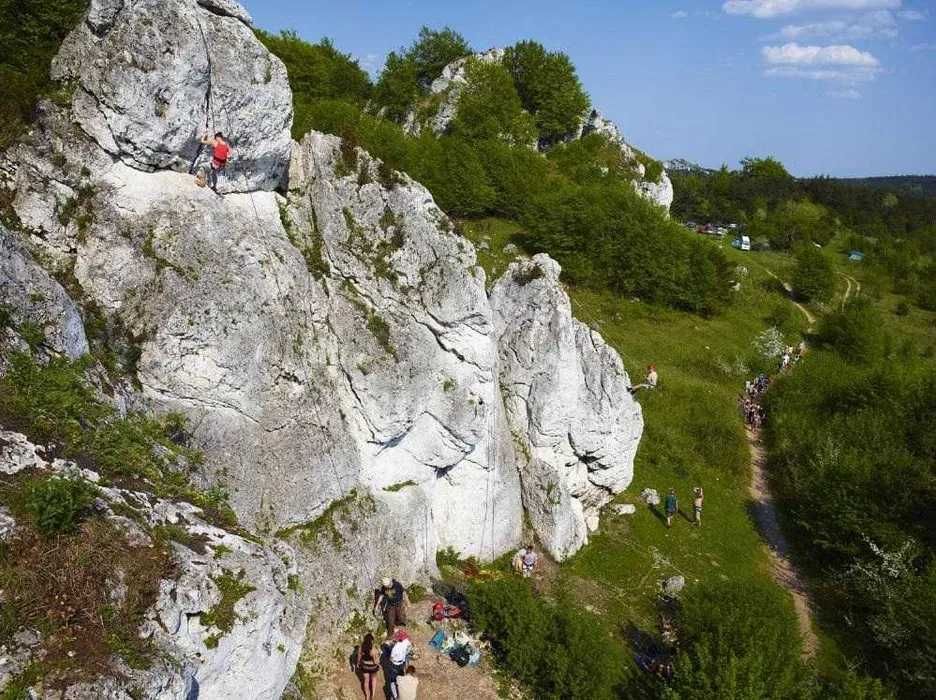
(396, 665), (419, 700)
(693, 487), (704, 527)
(521, 545), (538, 578)
(664, 489), (678, 528)
(200, 131), (230, 192)
(355, 632), (381, 700)
(388, 629), (413, 700)
(512, 547), (525, 575)
(374, 577), (409, 638)
(629, 364), (658, 394)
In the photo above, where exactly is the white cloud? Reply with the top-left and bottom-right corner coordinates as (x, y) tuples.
(671, 10), (690, 18)
(762, 42), (882, 82)
(723, 0), (900, 19)
(911, 42), (936, 50)
(898, 9), (927, 20)
(762, 42), (880, 66)
(828, 87), (863, 97)
(776, 10), (898, 40)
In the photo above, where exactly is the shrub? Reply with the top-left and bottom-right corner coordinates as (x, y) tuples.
(661, 579), (816, 700)
(816, 297), (887, 364)
(791, 245), (834, 302)
(468, 577), (626, 699)
(25, 475), (97, 536)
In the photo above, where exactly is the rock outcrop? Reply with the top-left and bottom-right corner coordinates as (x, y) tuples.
(0, 227), (88, 360)
(0, 430), (308, 699)
(0, 0), (645, 692)
(51, 0), (291, 192)
(492, 256), (643, 558)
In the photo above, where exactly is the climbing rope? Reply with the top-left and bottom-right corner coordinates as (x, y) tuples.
(188, 18), (218, 175)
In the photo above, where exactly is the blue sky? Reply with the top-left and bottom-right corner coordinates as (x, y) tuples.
(245, 0), (936, 177)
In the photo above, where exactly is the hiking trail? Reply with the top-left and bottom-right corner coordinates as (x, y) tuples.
(747, 427), (819, 659)
(837, 272), (860, 310)
(761, 267), (816, 327)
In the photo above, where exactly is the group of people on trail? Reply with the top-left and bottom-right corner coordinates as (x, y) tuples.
(740, 373), (770, 429)
(662, 487), (704, 528)
(357, 577), (419, 700)
(629, 364), (658, 394)
(779, 342), (805, 373)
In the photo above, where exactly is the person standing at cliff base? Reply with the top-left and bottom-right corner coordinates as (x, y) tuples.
(693, 487), (704, 527)
(355, 632), (381, 700)
(374, 577), (409, 638)
(664, 489), (678, 528)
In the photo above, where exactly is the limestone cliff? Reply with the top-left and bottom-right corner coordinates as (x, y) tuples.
(0, 0), (644, 694)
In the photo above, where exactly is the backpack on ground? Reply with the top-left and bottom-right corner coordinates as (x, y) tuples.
(450, 645), (471, 667)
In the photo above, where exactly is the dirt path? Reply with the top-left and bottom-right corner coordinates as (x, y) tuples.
(747, 428), (819, 658)
(837, 272), (860, 310)
(322, 599), (502, 700)
(761, 267), (816, 327)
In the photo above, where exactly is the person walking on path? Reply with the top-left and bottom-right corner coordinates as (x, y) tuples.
(693, 487), (704, 527)
(355, 633), (381, 700)
(396, 665), (419, 700)
(664, 489), (678, 528)
(374, 577), (409, 639)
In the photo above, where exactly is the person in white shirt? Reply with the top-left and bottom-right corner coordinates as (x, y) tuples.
(629, 364), (659, 394)
(396, 665), (419, 700)
(388, 632), (412, 699)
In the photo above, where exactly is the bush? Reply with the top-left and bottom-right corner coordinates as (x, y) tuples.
(816, 297), (887, 364)
(468, 577), (626, 699)
(791, 245), (834, 302)
(25, 475), (97, 535)
(661, 579), (816, 699)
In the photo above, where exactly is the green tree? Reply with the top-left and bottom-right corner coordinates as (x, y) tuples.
(502, 40), (590, 143)
(662, 579), (816, 700)
(408, 26), (472, 87)
(791, 245), (834, 302)
(450, 59), (536, 145)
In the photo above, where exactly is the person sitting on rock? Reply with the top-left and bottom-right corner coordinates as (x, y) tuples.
(374, 577), (409, 638)
(521, 545), (538, 578)
(629, 364), (658, 394)
(200, 131), (231, 192)
(396, 664), (419, 700)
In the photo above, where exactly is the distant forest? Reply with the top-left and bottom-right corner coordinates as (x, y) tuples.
(831, 175), (936, 198)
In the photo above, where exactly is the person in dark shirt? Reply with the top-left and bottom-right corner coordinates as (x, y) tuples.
(373, 577), (409, 638)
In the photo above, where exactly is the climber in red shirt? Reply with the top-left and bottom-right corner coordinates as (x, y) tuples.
(200, 132), (230, 192)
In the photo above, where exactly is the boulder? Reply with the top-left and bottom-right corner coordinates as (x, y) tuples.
(663, 575), (686, 598)
(611, 503), (637, 516)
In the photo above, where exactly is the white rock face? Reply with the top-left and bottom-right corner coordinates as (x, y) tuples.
(491, 256), (643, 559)
(51, 0), (291, 192)
(0, 226), (89, 359)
